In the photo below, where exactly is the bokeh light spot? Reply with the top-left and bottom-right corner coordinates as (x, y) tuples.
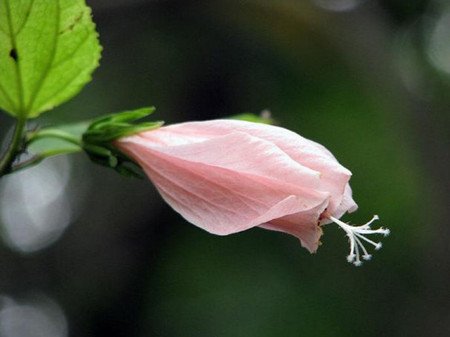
(0, 295), (68, 337)
(0, 156), (73, 253)
(427, 9), (450, 74)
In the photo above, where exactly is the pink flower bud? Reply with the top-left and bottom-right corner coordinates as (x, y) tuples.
(116, 119), (389, 264)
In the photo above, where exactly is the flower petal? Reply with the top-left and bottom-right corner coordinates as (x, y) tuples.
(327, 183), (358, 220)
(259, 199), (329, 253)
(130, 131), (322, 190)
(118, 133), (330, 236)
(141, 120), (355, 215)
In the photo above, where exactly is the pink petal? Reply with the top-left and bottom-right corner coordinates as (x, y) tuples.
(260, 199), (328, 253)
(115, 118), (360, 254)
(133, 131), (322, 190)
(327, 183), (358, 221)
(141, 120), (354, 215)
(118, 132), (330, 236)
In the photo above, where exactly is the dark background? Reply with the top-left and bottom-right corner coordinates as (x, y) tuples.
(0, 0), (449, 336)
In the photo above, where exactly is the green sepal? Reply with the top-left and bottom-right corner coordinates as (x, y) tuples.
(83, 143), (144, 179)
(87, 107), (156, 130)
(83, 122), (163, 143)
(83, 107), (163, 143)
(81, 107), (163, 178)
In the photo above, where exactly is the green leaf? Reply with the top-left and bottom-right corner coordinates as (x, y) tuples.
(0, 0), (101, 118)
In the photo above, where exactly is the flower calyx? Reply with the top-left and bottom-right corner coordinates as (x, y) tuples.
(82, 107), (163, 178)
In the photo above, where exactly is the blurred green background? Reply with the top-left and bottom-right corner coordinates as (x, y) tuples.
(0, 0), (449, 336)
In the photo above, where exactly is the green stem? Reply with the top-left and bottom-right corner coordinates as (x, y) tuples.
(1, 126), (84, 176)
(0, 118), (26, 177)
(27, 129), (82, 146)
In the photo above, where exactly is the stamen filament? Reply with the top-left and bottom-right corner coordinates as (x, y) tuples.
(329, 215), (389, 266)
(355, 232), (382, 249)
(347, 233), (356, 263)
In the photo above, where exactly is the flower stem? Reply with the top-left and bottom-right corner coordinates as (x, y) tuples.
(0, 117), (26, 177)
(1, 126), (84, 177)
(27, 129), (82, 147)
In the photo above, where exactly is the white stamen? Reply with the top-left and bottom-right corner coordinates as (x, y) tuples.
(329, 215), (389, 266)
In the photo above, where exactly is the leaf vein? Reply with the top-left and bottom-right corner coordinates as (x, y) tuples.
(4, 0), (25, 114)
(33, 62), (91, 113)
(14, 0), (34, 36)
(52, 30), (90, 68)
(25, 0), (61, 114)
